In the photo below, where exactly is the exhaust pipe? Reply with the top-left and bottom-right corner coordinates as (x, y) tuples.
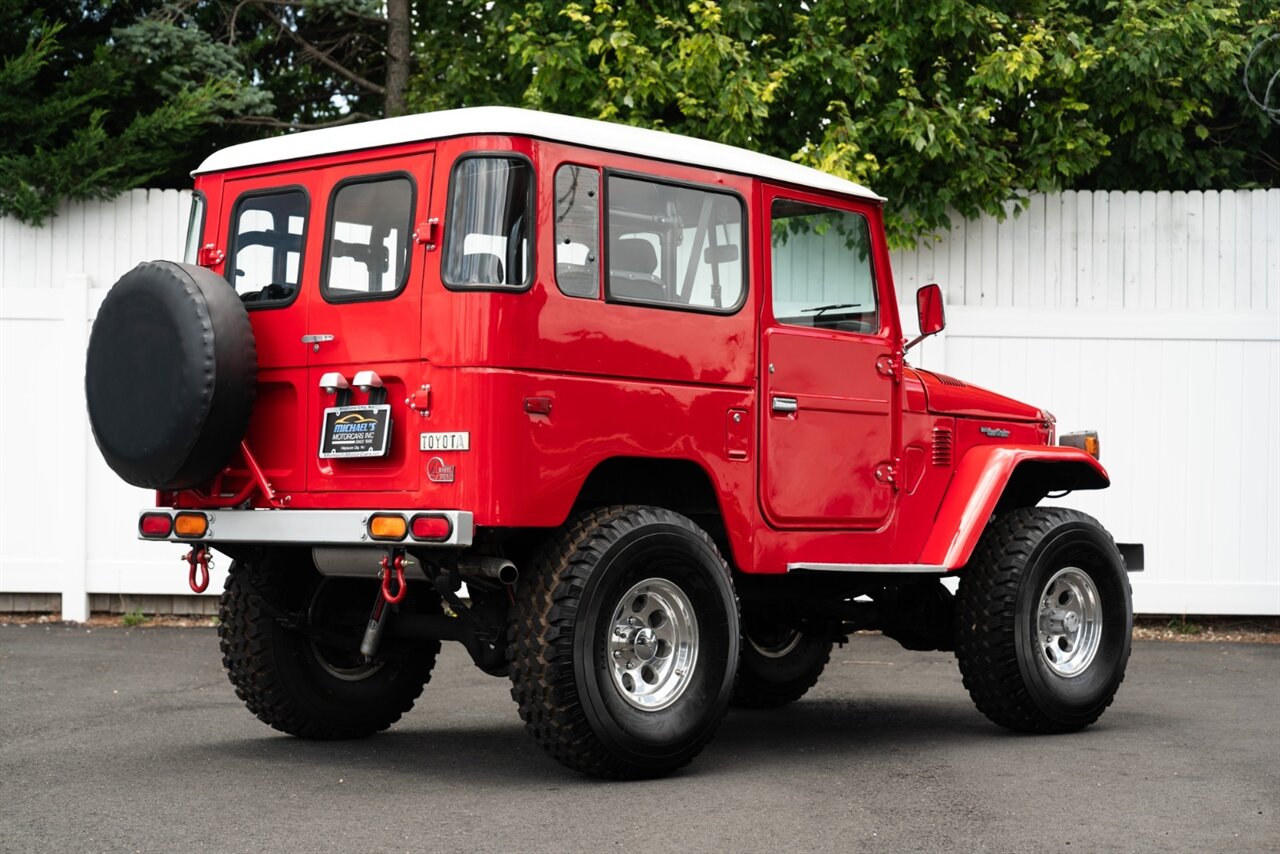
(314, 547), (516, 585)
(460, 556), (518, 585)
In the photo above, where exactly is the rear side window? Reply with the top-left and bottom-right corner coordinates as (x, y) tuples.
(770, 200), (880, 335)
(554, 164), (600, 298)
(227, 189), (308, 304)
(322, 175), (415, 302)
(606, 175), (745, 313)
(443, 156), (534, 289)
(183, 192), (205, 265)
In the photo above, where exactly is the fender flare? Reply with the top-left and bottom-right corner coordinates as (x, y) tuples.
(919, 446), (1109, 570)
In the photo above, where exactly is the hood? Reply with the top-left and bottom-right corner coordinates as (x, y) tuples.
(914, 370), (1045, 422)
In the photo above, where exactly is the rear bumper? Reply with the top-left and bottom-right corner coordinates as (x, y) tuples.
(137, 509), (474, 548)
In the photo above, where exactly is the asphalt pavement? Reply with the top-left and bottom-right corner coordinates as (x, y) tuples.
(1, 624), (1276, 853)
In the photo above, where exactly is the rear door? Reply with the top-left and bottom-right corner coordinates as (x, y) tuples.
(219, 177), (314, 494)
(759, 187), (900, 529)
(305, 153), (432, 493)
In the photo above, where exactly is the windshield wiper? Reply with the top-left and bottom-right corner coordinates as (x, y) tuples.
(801, 303), (862, 316)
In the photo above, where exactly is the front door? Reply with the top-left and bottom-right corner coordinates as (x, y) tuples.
(759, 187), (900, 529)
(304, 153), (433, 493)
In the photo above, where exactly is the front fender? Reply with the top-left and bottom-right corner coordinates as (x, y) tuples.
(919, 446), (1109, 570)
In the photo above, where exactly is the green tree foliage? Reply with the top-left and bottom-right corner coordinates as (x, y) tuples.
(0, 2), (268, 224)
(2, 0), (1275, 236)
(474, 0), (1277, 243)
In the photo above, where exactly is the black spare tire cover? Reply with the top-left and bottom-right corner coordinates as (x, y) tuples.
(86, 261), (257, 490)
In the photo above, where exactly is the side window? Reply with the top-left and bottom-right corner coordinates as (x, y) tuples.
(227, 189), (307, 304)
(183, 192), (205, 265)
(770, 200), (880, 334)
(554, 165), (599, 298)
(322, 175), (414, 301)
(606, 175), (745, 312)
(443, 156), (533, 289)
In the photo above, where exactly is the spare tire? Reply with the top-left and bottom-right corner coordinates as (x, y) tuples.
(86, 261), (257, 490)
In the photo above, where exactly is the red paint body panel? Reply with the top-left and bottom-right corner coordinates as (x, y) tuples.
(170, 127), (1111, 575)
(919, 445), (1110, 569)
(916, 369), (1045, 422)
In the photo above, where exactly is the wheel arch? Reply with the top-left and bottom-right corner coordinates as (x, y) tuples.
(571, 456), (742, 567)
(919, 445), (1109, 570)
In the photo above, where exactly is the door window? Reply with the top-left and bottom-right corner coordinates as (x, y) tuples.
(770, 200), (880, 334)
(322, 175), (415, 301)
(442, 156), (534, 289)
(227, 188), (308, 305)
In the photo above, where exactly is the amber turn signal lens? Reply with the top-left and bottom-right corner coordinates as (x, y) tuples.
(368, 514), (407, 541)
(139, 513), (173, 538)
(410, 514), (453, 542)
(1059, 431), (1101, 461)
(174, 512), (209, 538)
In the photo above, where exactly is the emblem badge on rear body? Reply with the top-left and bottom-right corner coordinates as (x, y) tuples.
(980, 426), (1011, 438)
(426, 457), (456, 483)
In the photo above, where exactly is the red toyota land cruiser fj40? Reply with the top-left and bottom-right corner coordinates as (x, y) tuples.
(85, 107), (1139, 779)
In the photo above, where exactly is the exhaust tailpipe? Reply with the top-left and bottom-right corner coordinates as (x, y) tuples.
(460, 556), (518, 585)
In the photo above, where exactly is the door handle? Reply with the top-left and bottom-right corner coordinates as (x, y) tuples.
(771, 396), (798, 413)
(301, 334), (335, 344)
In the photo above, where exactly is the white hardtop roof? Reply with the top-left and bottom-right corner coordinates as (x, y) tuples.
(194, 106), (882, 202)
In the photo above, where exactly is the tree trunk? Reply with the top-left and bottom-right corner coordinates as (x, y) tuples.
(385, 0), (410, 117)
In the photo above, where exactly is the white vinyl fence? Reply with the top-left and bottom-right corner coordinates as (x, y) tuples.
(1, 188), (1277, 619)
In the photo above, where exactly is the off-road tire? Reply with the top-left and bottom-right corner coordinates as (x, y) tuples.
(507, 505), (740, 779)
(731, 614), (832, 709)
(955, 507), (1132, 733)
(218, 553), (439, 739)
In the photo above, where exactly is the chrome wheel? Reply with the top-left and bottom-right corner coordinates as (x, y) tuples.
(1036, 566), (1102, 677)
(607, 578), (698, 711)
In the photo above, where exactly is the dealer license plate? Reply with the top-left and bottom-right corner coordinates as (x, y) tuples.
(319, 405), (392, 458)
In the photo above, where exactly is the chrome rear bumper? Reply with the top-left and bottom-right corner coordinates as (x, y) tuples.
(137, 508), (474, 548)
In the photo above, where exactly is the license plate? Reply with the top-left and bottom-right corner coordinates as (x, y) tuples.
(319, 405), (392, 458)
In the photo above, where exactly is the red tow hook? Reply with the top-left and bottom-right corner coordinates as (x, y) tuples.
(183, 545), (212, 593)
(380, 554), (409, 604)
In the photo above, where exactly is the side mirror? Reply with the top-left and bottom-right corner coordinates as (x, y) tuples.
(906, 283), (945, 352)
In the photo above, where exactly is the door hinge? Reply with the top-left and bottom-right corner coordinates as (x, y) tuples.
(197, 244), (225, 268)
(406, 385), (431, 417)
(875, 459), (900, 491)
(413, 218), (440, 250)
(875, 354), (902, 383)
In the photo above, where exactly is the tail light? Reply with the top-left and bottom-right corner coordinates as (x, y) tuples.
(410, 514), (453, 542)
(368, 513), (408, 541)
(139, 513), (173, 538)
(174, 512), (209, 538)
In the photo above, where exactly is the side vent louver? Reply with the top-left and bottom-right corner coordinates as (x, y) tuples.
(932, 427), (953, 467)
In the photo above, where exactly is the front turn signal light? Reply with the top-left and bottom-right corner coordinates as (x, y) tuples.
(1059, 431), (1101, 461)
(174, 512), (209, 538)
(368, 514), (407, 541)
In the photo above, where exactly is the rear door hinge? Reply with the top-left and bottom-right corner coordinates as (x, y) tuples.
(875, 459), (900, 491)
(413, 218), (440, 250)
(197, 244), (225, 268)
(406, 384), (431, 417)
